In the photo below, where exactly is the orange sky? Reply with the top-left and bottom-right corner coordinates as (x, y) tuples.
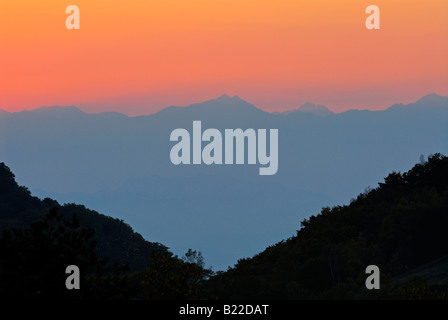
(1, 0), (447, 115)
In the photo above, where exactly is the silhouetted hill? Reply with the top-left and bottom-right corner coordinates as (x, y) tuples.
(0, 162), (166, 272)
(202, 154), (448, 299)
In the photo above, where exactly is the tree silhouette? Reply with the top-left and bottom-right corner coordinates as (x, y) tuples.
(0, 207), (133, 299)
(140, 249), (213, 299)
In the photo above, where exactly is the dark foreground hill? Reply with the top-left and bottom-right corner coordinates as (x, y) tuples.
(201, 153), (448, 299)
(2, 154), (448, 299)
(0, 161), (211, 299)
(0, 162), (165, 273)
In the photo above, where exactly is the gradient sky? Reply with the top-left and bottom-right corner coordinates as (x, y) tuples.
(1, 0), (447, 115)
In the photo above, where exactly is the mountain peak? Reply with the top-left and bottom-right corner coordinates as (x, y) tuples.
(388, 93), (448, 111)
(214, 93), (246, 103)
(188, 94), (261, 112)
(218, 93), (231, 99)
(416, 93), (445, 104)
(296, 102), (334, 116)
(300, 102), (330, 111)
(152, 94), (267, 120)
(278, 102), (334, 117)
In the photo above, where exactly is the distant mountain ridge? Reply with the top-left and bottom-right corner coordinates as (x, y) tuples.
(1, 93), (447, 270)
(388, 93), (448, 111)
(156, 94), (261, 112)
(275, 102), (334, 117)
(2, 93), (446, 117)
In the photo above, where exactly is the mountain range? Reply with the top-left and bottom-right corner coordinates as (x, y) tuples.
(1, 93), (447, 270)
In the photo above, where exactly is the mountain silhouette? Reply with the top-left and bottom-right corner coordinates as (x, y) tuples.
(1, 93), (447, 270)
(278, 102), (334, 117)
(150, 93), (270, 129)
(0, 110), (10, 117)
(389, 93), (448, 111)
(203, 153), (448, 299)
(0, 162), (165, 272)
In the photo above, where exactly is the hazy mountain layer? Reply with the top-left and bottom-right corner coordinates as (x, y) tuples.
(1, 94), (447, 269)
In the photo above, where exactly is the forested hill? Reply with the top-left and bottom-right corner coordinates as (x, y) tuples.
(0, 162), (165, 272)
(203, 154), (448, 299)
(2, 154), (448, 299)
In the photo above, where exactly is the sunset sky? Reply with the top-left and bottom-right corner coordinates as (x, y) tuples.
(1, 0), (447, 116)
